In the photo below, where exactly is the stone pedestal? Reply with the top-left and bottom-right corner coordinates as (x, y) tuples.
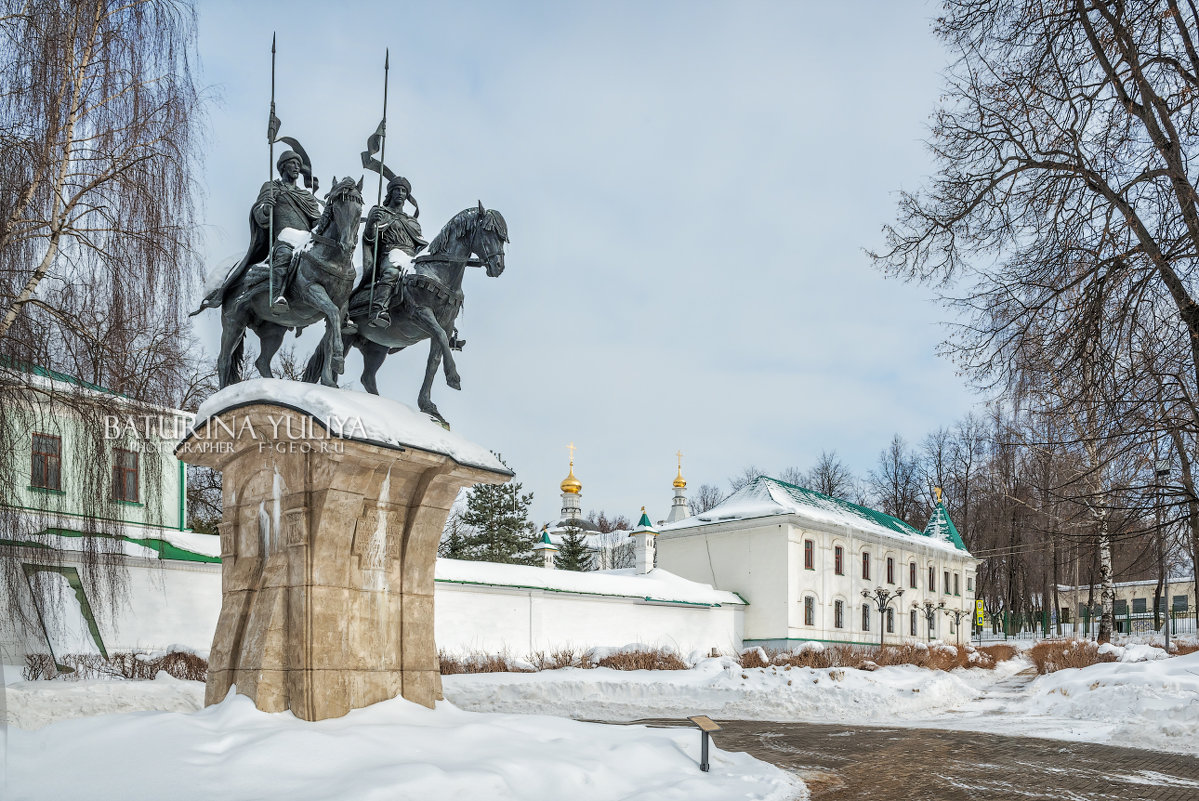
(176, 387), (510, 720)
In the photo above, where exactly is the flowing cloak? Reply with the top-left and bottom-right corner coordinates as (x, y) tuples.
(193, 180), (322, 313)
(352, 205), (428, 296)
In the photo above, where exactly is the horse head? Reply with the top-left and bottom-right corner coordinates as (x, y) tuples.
(473, 200), (508, 277)
(325, 176), (365, 253)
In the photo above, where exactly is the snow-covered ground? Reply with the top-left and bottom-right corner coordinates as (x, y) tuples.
(2, 674), (804, 801)
(440, 650), (1199, 756)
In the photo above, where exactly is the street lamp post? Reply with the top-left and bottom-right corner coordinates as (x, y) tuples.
(942, 607), (971, 646)
(861, 586), (905, 647)
(914, 599), (945, 643)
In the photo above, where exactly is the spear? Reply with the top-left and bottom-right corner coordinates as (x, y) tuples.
(368, 49), (390, 315)
(267, 33), (279, 305)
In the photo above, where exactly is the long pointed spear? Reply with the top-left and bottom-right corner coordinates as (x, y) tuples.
(268, 33), (279, 304)
(369, 49), (390, 314)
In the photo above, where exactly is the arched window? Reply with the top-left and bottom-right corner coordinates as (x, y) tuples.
(834, 546), (844, 575)
(804, 540), (815, 570)
(862, 552), (871, 580)
(804, 596), (815, 626)
(909, 562), (917, 588)
(834, 600), (844, 628)
(861, 603), (871, 631)
(886, 557), (895, 584)
(887, 607), (895, 633)
(910, 609), (918, 636)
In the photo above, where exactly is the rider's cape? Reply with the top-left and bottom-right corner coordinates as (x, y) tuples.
(191, 181), (320, 315)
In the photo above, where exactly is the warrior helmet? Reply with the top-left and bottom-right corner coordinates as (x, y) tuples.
(387, 175), (419, 218)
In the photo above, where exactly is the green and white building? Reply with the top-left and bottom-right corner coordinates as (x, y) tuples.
(0, 365), (219, 665)
(657, 476), (977, 648)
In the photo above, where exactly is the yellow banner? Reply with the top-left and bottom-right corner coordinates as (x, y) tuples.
(975, 599), (985, 626)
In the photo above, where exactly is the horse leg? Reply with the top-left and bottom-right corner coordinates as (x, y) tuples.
(418, 341), (445, 421)
(255, 323), (286, 379)
(218, 308), (247, 388)
(411, 306), (461, 391)
(359, 338), (389, 396)
(298, 282), (344, 386)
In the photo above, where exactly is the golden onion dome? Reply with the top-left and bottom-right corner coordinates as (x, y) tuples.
(560, 461), (582, 494)
(673, 465), (687, 489)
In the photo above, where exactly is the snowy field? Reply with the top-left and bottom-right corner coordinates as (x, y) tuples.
(2, 673), (804, 801)
(6, 645), (1199, 798)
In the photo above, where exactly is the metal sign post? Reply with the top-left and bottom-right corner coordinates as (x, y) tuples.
(687, 715), (721, 772)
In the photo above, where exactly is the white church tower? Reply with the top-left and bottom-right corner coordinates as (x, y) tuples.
(665, 451), (692, 524)
(559, 442), (584, 523)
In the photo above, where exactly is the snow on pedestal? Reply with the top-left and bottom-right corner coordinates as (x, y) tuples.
(176, 379), (512, 720)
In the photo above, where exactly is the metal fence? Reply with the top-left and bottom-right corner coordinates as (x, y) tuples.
(974, 609), (1198, 641)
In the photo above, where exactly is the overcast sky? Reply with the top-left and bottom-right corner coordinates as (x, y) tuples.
(191, 0), (978, 526)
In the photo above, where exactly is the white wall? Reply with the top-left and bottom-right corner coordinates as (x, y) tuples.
(435, 581), (743, 657)
(2, 554), (744, 663)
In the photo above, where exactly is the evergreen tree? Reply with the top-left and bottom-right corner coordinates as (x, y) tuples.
(555, 524), (594, 572)
(438, 511), (471, 559)
(458, 457), (537, 565)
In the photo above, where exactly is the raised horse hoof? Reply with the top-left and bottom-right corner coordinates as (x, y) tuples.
(332, 356), (345, 374)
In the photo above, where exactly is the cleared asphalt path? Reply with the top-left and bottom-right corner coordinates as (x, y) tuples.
(630, 719), (1199, 800)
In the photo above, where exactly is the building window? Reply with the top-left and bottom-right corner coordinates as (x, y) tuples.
(31, 433), (62, 490)
(967, 576), (973, 592)
(862, 552), (870, 580)
(910, 609), (918, 636)
(1173, 595), (1190, 612)
(910, 562), (917, 589)
(944, 570), (950, 594)
(804, 596), (815, 626)
(834, 546), (844, 575)
(112, 448), (139, 502)
(834, 600), (844, 628)
(954, 573), (960, 596)
(950, 618), (956, 634)
(886, 557), (895, 584)
(1132, 598), (1147, 614)
(886, 607), (894, 633)
(929, 566), (936, 593)
(861, 603), (871, 631)
(804, 539), (815, 570)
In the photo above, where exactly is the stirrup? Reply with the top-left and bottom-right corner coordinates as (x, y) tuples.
(271, 295), (289, 310)
(369, 310), (391, 328)
(341, 318), (358, 335)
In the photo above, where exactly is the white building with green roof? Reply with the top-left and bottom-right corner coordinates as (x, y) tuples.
(657, 476), (978, 648)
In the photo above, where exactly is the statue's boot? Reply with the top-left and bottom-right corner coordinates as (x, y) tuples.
(369, 285), (393, 328)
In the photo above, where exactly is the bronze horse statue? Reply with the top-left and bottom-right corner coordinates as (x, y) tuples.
(213, 177), (364, 388)
(303, 202), (508, 423)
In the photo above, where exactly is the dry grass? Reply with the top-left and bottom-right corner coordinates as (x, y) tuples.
(1027, 640), (1118, 674)
(595, 648), (688, 671)
(22, 651), (207, 682)
(737, 642), (1019, 672)
(1171, 642), (1199, 655)
(437, 650), (535, 675)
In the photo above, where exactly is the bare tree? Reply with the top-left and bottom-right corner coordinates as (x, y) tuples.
(800, 450), (858, 500)
(0, 1), (205, 637)
(867, 434), (924, 528)
(690, 483), (724, 515)
(728, 465), (763, 493)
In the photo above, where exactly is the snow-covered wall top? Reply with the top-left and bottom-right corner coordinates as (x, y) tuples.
(184, 379), (510, 475)
(661, 476), (969, 555)
(435, 559), (746, 607)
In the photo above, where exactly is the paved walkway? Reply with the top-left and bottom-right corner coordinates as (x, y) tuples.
(634, 718), (1199, 800)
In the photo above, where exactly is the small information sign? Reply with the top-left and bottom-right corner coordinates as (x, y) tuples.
(975, 600), (985, 626)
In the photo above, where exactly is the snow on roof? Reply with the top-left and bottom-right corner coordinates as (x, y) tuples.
(435, 558), (745, 606)
(661, 476), (971, 555)
(185, 378), (510, 475)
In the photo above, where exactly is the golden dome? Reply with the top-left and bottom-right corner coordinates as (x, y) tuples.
(560, 461), (582, 494)
(673, 466), (687, 489)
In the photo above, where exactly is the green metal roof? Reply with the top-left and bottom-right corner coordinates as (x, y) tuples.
(757, 476), (924, 537)
(922, 502), (968, 551)
(636, 509), (654, 530)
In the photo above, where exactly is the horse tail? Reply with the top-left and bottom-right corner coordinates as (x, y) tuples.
(221, 335), (245, 387)
(302, 336), (330, 384)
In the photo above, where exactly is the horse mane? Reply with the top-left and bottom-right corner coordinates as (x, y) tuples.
(427, 207), (509, 255)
